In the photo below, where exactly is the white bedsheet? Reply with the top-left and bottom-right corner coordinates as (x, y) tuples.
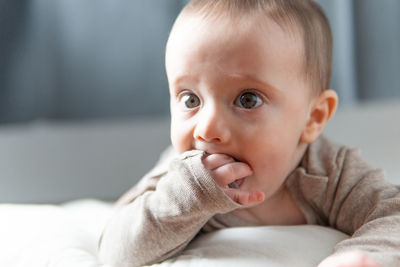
(0, 199), (348, 267)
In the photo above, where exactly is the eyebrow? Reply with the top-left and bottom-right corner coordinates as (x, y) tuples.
(171, 74), (199, 87)
(229, 73), (281, 93)
(171, 72), (281, 95)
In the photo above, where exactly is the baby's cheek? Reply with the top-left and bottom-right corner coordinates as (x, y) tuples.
(171, 135), (186, 154)
(170, 124), (193, 154)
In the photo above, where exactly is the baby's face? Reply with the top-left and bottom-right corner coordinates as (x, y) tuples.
(166, 14), (314, 201)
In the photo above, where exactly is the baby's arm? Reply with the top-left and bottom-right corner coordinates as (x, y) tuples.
(98, 150), (261, 267)
(287, 137), (400, 266)
(324, 158), (400, 266)
(296, 140), (400, 266)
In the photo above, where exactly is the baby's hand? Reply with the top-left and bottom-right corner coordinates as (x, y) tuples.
(202, 153), (265, 205)
(318, 251), (381, 267)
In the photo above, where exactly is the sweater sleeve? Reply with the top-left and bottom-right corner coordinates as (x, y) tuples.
(98, 149), (241, 267)
(286, 136), (400, 266)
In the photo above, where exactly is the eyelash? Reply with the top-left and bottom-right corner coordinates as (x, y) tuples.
(178, 92), (200, 109)
(176, 89), (266, 110)
(234, 89), (264, 109)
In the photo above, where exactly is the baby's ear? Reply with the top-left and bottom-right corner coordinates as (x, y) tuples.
(300, 89), (338, 144)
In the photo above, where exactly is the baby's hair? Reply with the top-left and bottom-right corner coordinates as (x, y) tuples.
(180, 0), (333, 94)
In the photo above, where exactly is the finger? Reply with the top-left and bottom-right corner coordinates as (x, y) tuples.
(318, 251), (381, 267)
(202, 153), (235, 170)
(212, 162), (252, 187)
(224, 188), (265, 205)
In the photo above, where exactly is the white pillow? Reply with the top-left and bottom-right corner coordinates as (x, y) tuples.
(0, 199), (348, 267)
(156, 225), (348, 267)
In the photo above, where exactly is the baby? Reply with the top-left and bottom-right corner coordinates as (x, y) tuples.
(98, 1), (400, 266)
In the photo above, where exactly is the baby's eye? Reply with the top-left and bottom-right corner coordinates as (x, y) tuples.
(235, 92), (262, 109)
(179, 93), (201, 109)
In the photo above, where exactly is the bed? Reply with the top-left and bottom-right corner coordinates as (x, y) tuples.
(0, 100), (399, 266)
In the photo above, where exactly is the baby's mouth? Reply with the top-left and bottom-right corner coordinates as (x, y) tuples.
(228, 178), (245, 189)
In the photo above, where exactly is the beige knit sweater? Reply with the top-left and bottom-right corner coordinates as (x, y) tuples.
(98, 135), (400, 266)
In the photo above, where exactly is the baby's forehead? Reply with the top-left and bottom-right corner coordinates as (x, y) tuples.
(180, 9), (304, 46)
(171, 11), (307, 72)
(175, 10), (304, 47)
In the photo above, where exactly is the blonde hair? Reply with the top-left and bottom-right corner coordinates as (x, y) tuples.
(180, 0), (333, 94)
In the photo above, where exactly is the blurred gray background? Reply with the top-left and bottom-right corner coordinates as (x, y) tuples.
(0, 0), (400, 204)
(1, 0), (400, 124)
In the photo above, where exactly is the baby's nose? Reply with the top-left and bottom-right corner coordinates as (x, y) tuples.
(193, 107), (231, 143)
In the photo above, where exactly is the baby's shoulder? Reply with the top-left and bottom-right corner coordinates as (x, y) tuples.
(302, 135), (370, 178)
